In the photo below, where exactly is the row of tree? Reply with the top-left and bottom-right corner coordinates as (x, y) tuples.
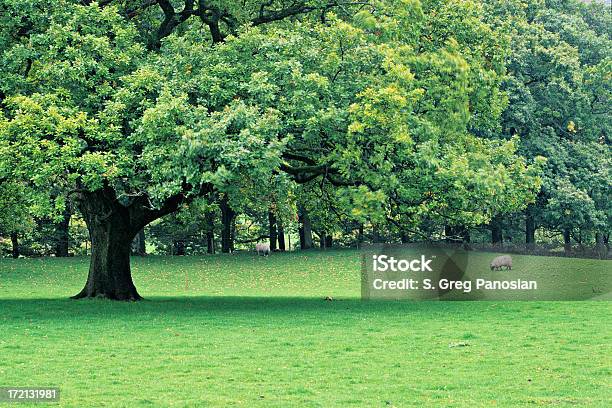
(1, 0), (609, 299)
(3, 184), (609, 259)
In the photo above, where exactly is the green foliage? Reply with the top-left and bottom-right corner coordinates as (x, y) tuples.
(7, 0), (607, 250)
(483, 0), (611, 239)
(1, 2), (145, 219)
(0, 181), (33, 236)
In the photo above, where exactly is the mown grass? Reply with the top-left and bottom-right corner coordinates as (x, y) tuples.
(0, 250), (610, 407)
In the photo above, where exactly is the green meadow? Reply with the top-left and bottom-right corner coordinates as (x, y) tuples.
(1, 250), (610, 407)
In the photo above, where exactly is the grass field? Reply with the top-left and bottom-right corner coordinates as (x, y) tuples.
(0, 250), (610, 407)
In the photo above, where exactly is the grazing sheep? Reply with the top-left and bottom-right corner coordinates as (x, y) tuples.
(256, 242), (270, 256)
(490, 255), (512, 271)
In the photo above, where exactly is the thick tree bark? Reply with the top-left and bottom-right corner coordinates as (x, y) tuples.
(220, 195), (235, 253)
(325, 235), (333, 249)
(563, 228), (572, 256)
(268, 211), (278, 251)
(525, 205), (536, 251)
(72, 203), (141, 300)
(131, 229), (146, 256)
(298, 205), (313, 249)
(55, 208), (71, 257)
(277, 219), (286, 252)
(10, 232), (19, 258)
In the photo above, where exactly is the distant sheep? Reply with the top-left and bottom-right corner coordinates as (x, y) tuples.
(256, 242), (270, 256)
(490, 255), (512, 271)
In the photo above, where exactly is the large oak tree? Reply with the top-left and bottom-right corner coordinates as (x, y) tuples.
(1, 0), (541, 299)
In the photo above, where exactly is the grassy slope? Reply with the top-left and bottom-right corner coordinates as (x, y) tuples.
(0, 251), (610, 407)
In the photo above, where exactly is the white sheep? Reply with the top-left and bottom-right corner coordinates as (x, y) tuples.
(490, 255), (512, 271)
(255, 242), (270, 256)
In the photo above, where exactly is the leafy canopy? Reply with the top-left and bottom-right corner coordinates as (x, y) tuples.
(1, 0), (543, 229)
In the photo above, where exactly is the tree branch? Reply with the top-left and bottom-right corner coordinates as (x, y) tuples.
(282, 152), (318, 165)
(128, 181), (214, 231)
(251, 1), (317, 26)
(152, 0), (197, 49)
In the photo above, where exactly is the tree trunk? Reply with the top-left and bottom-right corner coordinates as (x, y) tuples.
(10, 232), (19, 258)
(490, 215), (503, 246)
(206, 211), (215, 254)
(525, 205), (536, 251)
(206, 231), (215, 254)
(325, 235), (333, 249)
(460, 227), (471, 250)
(298, 205), (313, 249)
(319, 233), (326, 249)
(173, 240), (185, 256)
(357, 224), (364, 248)
(444, 225), (461, 244)
(577, 229), (585, 255)
(277, 219), (286, 252)
(220, 195), (235, 253)
(372, 225), (382, 243)
(445, 225), (470, 249)
(462, 228), (470, 243)
(563, 228), (571, 256)
(595, 232), (605, 259)
(55, 208), (71, 257)
(444, 225), (453, 243)
(71, 182), (202, 300)
(230, 218), (236, 252)
(73, 193), (141, 300)
(131, 229), (146, 256)
(268, 210), (278, 251)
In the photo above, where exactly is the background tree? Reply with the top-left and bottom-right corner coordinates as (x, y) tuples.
(0, 181), (33, 257)
(483, 0), (611, 254)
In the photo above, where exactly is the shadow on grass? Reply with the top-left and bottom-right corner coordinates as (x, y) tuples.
(0, 295), (511, 322)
